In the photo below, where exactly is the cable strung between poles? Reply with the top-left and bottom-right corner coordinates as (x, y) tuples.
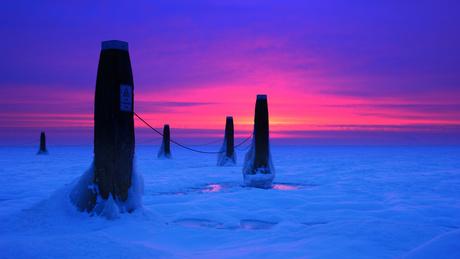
(134, 112), (254, 155)
(175, 138), (224, 147)
(235, 133), (253, 148)
(134, 112), (225, 154)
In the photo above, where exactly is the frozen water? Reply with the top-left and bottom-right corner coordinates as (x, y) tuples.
(0, 145), (459, 258)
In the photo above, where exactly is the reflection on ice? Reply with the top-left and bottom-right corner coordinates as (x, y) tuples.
(157, 182), (313, 196)
(202, 184), (223, 193)
(240, 219), (278, 230)
(173, 218), (224, 229)
(272, 184), (301, 190)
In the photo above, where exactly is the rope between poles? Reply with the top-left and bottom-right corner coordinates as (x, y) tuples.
(134, 112), (253, 155)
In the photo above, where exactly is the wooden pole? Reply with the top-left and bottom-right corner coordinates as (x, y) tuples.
(225, 116), (234, 159)
(242, 94), (274, 188)
(162, 124), (171, 157)
(93, 40), (134, 205)
(37, 132), (48, 155)
(253, 95), (269, 173)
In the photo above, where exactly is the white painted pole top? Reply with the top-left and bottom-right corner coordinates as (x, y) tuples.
(227, 116), (233, 119)
(257, 94), (267, 99)
(101, 40), (129, 51)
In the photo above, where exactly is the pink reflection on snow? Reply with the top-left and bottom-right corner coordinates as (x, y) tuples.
(202, 184), (223, 193)
(272, 184), (301, 190)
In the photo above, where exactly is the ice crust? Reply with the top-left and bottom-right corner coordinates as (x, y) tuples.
(69, 155), (144, 219)
(217, 138), (237, 166)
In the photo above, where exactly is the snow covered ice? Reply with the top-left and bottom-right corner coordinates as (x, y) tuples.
(0, 145), (459, 258)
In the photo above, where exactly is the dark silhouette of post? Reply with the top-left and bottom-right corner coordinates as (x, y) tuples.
(253, 95), (269, 173)
(225, 116), (235, 159)
(158, 124), (171, 158)
(242, 94), (274, 188)
(217, 116), (236, 166)
(92, 40), (135, 207)
(36, 132), (48, 155)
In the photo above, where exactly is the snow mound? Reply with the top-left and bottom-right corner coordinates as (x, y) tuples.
(69, 156), (144, 219)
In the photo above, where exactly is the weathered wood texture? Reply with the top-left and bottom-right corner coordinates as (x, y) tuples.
(94, 44), (134, 204)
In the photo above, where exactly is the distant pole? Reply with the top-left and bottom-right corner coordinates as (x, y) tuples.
(93, 40), (135, 207)
(253, 95), (269, 172)
(225, 116), (234, 159)
(36, 132), (48, 155)
(158, 124), (171, 158)
(163, 124), (171, 156)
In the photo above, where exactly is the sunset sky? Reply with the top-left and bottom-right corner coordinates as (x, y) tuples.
(1, 1), (459, 146)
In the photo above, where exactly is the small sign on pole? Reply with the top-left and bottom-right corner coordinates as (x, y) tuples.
(120, 84), (133, 112)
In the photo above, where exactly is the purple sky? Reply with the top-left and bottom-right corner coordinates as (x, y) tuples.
(1, 1), (460, 146)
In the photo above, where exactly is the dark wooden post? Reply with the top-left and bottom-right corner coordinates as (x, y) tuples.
(36, 132), (48, 155)
(225, 116), (234, 159)
(93, 40), (135, 206)
(253, 95), (269, 172)
(217, 116), (236, 166)
(242, 94), (274, 188)
(158, 124), (171, 158)
(163, 124), (171, 156)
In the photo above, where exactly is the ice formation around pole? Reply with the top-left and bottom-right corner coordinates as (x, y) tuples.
(69, 156), (144, 219)
(217, 138), (237, 166)
(242, 137), (275, 188)
(157, 141), (172, 159)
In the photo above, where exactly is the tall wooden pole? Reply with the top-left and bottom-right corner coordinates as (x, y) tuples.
(163, 124), (171, 157)
(253, 95), (269, 173)
(94, 40), (134, 204)
(225, 116), (234, 159)
(242, 94), (274, 188)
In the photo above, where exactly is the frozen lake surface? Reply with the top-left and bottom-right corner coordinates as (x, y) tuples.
(0, 145), (459, 258)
